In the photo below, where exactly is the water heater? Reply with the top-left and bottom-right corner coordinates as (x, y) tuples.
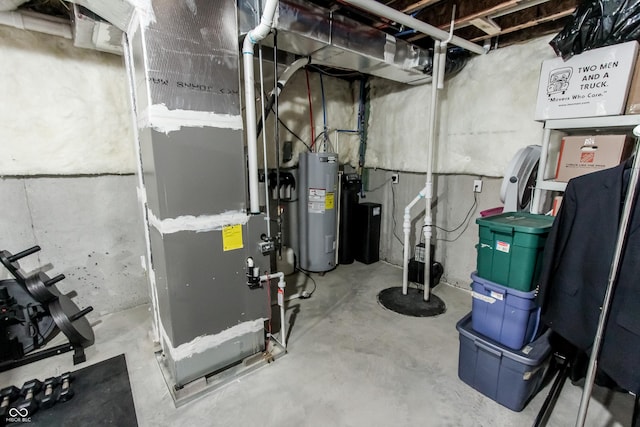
(298, 152), (338, 272)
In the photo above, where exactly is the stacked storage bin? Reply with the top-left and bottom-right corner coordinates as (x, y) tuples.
(456, 212), (555, 411)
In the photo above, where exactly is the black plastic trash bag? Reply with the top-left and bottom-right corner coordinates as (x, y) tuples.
(550, 0), (640, 60)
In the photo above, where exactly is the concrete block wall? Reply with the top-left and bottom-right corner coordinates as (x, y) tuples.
(0, 176), (148, 315)
(361, 169), (503, 289)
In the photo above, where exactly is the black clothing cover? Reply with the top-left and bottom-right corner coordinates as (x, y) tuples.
(537, 161), (640, 394)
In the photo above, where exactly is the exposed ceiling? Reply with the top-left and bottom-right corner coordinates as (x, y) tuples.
(16, 0), (578, 50)
(307, 0), (579, 49)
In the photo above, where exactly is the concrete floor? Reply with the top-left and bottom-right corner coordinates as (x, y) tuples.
(1, 262), (635, 426)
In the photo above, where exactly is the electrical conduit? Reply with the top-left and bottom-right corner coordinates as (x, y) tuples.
(243, 0), (279, 214)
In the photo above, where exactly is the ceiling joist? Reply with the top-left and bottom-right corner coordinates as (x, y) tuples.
(405, 0), (575, 43)
(470, 8), (574, 42)
(401, 0), (443, 14)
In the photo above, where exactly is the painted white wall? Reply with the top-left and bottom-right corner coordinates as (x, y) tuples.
(366, 35), (556, 177)
(0, 25), (136, 175)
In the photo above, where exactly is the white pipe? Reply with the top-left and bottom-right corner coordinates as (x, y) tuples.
(423, 41), (443, 302)
(437, 5), (456, 90)
(260, 271), (286, 349)
(402, 186), (428, 295)
(0, 10), (72, 39)
(341, 0), (485, 55)
(243, 0), (279, 214)
(274, 57), (310, 97)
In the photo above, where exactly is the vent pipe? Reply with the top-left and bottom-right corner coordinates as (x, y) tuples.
(243, 0), (279, 214)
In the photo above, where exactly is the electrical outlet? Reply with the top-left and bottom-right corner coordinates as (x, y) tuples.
(391, 173), (399, 184)
(473, 179), (483, 193)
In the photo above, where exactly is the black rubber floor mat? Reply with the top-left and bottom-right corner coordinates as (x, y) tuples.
(28, 354), (137, 427)
(378, 287), (446, 317)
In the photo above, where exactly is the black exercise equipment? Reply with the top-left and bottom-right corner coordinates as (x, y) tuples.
(0, 279), (57, 353)
(40, 377), (59, 410)
(49, 296), (94, 347)
(25, 272), (63, 304)
(0, 386), (20, 419)
(0, 246), (95, 371)
(58, 373), (74, 403)
(0, 246), (40, 284)
(16, 379), (43, 416)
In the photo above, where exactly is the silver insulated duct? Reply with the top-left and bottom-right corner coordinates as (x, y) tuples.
(239, 0), (432, 85)
(124, 0), (270, 390)
(71, 4), (123, 55)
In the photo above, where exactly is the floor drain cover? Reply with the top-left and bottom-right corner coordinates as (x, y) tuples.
(378, 287), (446, 317)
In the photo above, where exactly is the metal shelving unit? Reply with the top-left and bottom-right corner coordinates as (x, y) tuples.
(531, 115), (640, 214)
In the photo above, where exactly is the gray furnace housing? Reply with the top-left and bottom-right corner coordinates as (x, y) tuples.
(126, 0), (269, 388)
(298, 152), (339, 272)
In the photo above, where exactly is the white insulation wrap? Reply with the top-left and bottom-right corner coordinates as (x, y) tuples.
(160, 318), (265, 361)
(148, 210), (250, 235)
(366, 35), (556, 177)
(140, 104), (243, 134)
(0, 26), (136, 175)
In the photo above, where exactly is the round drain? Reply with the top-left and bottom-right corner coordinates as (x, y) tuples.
(378, 287), (446, 317)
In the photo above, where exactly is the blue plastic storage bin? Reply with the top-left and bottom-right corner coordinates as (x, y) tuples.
(457, 313), (552, 412)
(470, 272), (539, 350)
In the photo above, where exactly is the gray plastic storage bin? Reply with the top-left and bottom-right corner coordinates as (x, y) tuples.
(457, 313), (552, 412)
(471, 272), (539, 350)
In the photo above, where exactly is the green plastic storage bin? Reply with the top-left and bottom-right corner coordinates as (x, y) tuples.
(476, 212), (554, 292)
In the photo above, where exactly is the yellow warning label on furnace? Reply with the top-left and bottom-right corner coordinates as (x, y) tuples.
(325, 193), (335, 210)
(222, 224), (243, 251)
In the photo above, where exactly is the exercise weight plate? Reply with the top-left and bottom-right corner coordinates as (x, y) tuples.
(49, 295), (94, 347)
(0, 279), (58, 353)
(25, 272), (62, 304)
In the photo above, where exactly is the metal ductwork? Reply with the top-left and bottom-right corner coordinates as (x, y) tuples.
(65, 0), (135, 33)
(71, 4), (123, 55)
(239, 0), (433, 85)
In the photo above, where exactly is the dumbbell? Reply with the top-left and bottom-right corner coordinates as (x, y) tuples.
(0, 386), (20, 418)
(15, 379), (42, 416)
(58, 373), (74, 402)
(40, 377), (60, 410)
